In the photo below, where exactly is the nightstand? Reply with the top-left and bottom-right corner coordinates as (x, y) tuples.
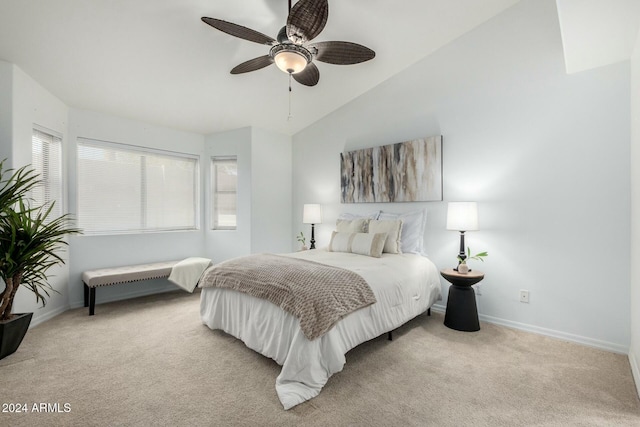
(440, 268), (484, 332)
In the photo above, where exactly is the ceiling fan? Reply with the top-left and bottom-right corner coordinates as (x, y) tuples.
(201, 0), (375, 87)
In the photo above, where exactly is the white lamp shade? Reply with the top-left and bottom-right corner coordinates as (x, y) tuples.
(274, 50), (308, 74)
(446, 202), (479, 231)
(303, 204), (322, 224)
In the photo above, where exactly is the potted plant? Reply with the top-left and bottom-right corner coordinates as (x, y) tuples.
(457, 247), (488, 274)
(0, 161), (80, 359)
(297, 231), (308, 251)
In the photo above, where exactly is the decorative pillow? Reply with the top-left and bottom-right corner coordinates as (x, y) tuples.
(379, 209), (427, 254)
(337, 211), (380, 220)
(336, 218), (369, 233)
(328, 231), (387, 258)
(368, 219), (403, 254)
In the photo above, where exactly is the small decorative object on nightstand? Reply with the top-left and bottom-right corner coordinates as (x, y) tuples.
(296, 231), (307, 251)
(303, 204), (322, 249)
(440, 268), (484, 332)
(457, 247), (488, 274)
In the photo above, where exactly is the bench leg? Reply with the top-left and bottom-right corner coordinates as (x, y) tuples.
(84, 283), (89, 307)
(428, 308), (431, 316)
(89, 287), (96, 316)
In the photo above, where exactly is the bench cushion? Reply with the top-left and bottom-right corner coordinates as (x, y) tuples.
(82, 261), (179, 288)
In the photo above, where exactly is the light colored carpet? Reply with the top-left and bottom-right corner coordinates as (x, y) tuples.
(1, 290), (639, 426)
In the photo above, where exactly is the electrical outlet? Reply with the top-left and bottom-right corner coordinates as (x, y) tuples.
(520, 290), (530, 303)
(474, 284), (481, 296)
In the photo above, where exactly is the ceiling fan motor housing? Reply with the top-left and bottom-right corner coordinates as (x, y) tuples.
(277, 26), (289, 44)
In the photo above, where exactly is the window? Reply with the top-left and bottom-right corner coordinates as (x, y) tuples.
(77, 138), (199, 234)
(32, 127), (63, 218)
(211, 156), (237, 230)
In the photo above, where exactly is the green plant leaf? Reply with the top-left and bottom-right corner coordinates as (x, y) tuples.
(459, 247), (489, 265)
(0, 160), (82, 319)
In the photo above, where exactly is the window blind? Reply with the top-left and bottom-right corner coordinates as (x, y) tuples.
(31, 127), (63, 218)
(77, 138), (199, 234)
(211, 156), (237, 230)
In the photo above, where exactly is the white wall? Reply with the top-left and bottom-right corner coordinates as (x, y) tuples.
(629, 22), (640, 395)
(292, 0), (631, 352)
(250, 127), (292, 254)
(0, 62), (293, 321)
(0, 61), (13, 162)
(205, 127), (253, 262)
(0, 64), (71, 326)
(67, 108), (206, 310)
(204, 126), (292, 262)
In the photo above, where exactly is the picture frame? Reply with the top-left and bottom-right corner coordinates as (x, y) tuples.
(340, 136), (443, 203)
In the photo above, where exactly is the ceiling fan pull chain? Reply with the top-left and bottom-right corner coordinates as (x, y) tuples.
(288, 73), (294, 121)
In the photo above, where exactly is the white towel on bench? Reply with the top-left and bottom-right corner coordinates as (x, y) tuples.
(168, 257), (212, 293)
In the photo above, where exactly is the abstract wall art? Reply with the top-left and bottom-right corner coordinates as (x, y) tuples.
(340, 136), (442, 203)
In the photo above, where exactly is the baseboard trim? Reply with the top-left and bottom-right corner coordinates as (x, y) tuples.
(28, 285), (181, 327)
(69, 284), (178, 310)
(629, 351), (640, 399)
(30, 305), (70, 329)
(31, 294), (630, 355)
(430, 304), (628, 354)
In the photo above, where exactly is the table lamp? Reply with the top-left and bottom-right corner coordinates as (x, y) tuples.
(303, 204), (322, 249)
(446, 202), (478, 270)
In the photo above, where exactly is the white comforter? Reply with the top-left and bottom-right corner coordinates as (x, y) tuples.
(199, 249), (442, 409)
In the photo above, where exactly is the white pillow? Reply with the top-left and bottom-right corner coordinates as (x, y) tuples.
(336, 218), (369, 233)
(368, 219), (403, 254)
(337, 211), (380, 220)
(328, 231), (387, 258)
(379, 209), (427, 254)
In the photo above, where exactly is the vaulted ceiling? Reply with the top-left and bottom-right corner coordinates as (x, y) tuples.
(0, 0), (521, 136)
(556, 0), (640, 74)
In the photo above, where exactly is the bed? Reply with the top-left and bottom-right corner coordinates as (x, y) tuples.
(199, 247), (442, 410)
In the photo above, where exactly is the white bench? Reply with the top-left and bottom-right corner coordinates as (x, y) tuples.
(82, 261), (179, 315)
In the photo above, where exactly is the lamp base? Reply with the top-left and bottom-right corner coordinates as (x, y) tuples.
(455, 231), (467, 270)
(309, 223), (316, 250)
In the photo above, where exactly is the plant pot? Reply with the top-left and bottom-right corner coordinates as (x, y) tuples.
(0, 313), (33, 360)
(458, 263), (469, 274)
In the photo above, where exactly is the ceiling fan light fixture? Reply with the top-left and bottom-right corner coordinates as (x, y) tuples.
(275, 51), (307, 74)
(270, 44), (312, 74)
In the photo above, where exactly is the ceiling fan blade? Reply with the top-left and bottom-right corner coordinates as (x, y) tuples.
(292, 63), (320, 86)
(230, 56), (274, 74)
(202, 17), (275, 46)
(286, 0), (328, 44)
(308, 41), (376, 65)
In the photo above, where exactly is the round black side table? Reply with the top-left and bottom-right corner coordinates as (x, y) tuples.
(440, 268), (484, 332)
